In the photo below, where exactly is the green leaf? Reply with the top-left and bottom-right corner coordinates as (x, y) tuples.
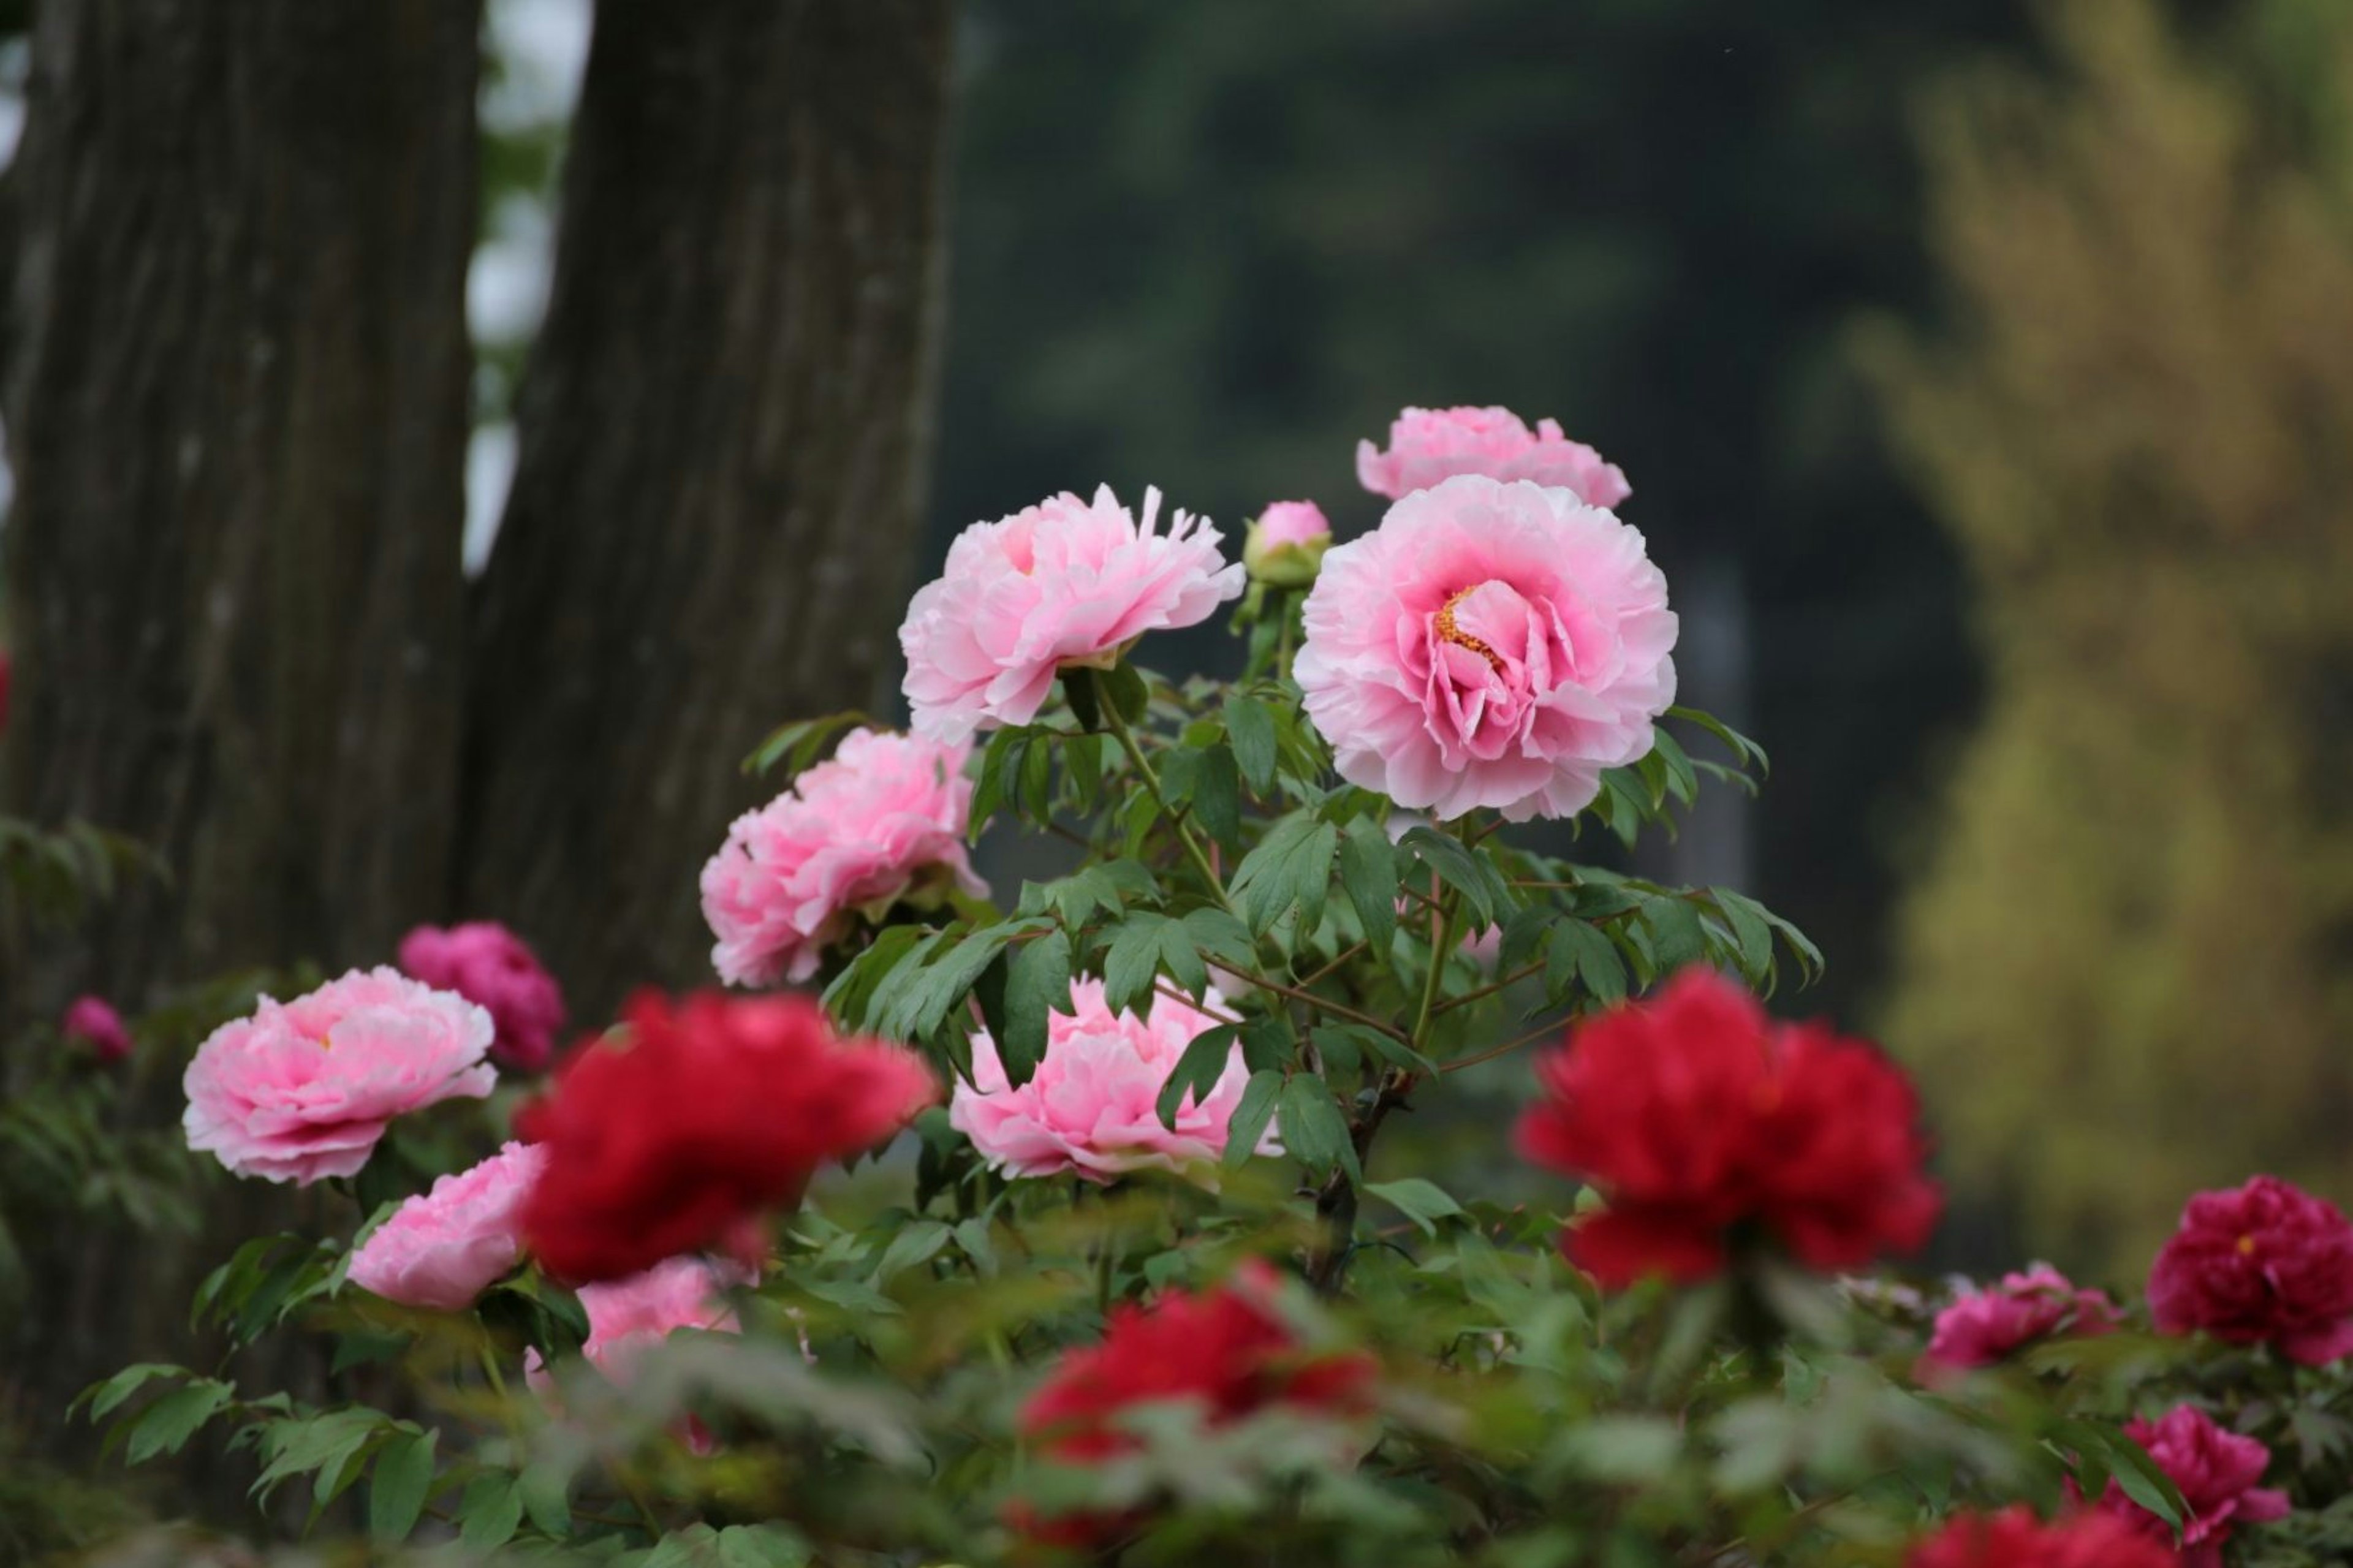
(1001, 930), (1071, 1088)
(1365, 1178), (1463, 1238)
(1555, 1414), (1684, 1485)
(80, 1363), (186, 1422)
(1667, 703), (1769, 776)
(1063, 664), (1105, 731)
(518, 1458), (571, 1537)
(1222, 694), (1279, 792)
(1180, 906), (1257, 971)
(1162, 743), (1243, 849)
(1544, 920), (1625, 1009)
(1317, 1022), (1434, 1077)
(1497, 904), (1555, 974)
(1221, 1070), (1286, 1168)
(871, 1219), (953, 1284)
(1709, 886), (1774, 981)
(1230, 814), (1338, 937)
(1278, 1077), (1358, 1181)
(1101, 660), (1150, 724)
(1640, 895), (1708, 975)
(1103, 915), (1169, 1017)
(1155, 1025), (1241, 1131)
(821, 924), (929, 1035)
(1648, 727), (1699, 804)
(2095, 1426), (2187, 1531)
(1339, 817), (1400, 958)
(1396, 825), (1510, 928)
(458, 1471), (523, 1550)
(124, 1380), (232, 1464)
(368, 1427), (438, 1543)
(741, 710), (874, 779)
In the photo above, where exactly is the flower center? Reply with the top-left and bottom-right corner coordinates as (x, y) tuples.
(1433, 586), (1506, 674)
(2237, 1234), (2257, 1257)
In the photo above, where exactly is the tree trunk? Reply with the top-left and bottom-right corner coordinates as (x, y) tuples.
(0, 0), (480, 1496)
(461, 0), (957, 1022)
(2, 0), (481, 1012)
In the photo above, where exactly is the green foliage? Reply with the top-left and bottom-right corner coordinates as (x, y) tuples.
(1870, 0), (2353, 1272)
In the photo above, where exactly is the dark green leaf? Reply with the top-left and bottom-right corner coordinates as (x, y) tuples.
(368, 1427), (437, 1543)
(1221, 1071), (1286, 1168)
(1002, 930), (1072, 1088)
(1101, 661), (1150, 724)
(741, 710), (873, 779)
(1154, 1025), (1240, 1130)
(458, 1471), (523, 1550)
(1545, 921), (1625, 1009)
(1222, 695), (1279, 792)
(1396, 826), (1511, 928)
(1278, 1077), (1358, 1181)
(1640, 895), (1708, 976)
(1339, 817), (1400, 959)
(1709, 886), (1774, 982)
(1366, 1177), (1462, 1238)
(124, 1381), (232, 1464)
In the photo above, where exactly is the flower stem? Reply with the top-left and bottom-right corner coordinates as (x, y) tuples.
(1097, 678), (1229, 900)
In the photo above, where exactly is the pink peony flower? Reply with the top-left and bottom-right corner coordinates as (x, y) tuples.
(524, 1256), (745, 1452)
(182, 968), (497, 1185)
(1920, 1264), (2121, 1374)
(950, 979), (1278, 1182)
(348, 1142), (545, 1310)
(2084, 1404), (2289, 1568)
(1295, 474), (1677, 822)
(2149, 1174), (2353, 1365)
(1356, 405), (1631, 507)
(396, 921), (566, 1073)
(1245, 501), (1333, 588)
(62, 995), (132, 1064)
(900, 485), (1245, 741)
(700, 729), (986, 987)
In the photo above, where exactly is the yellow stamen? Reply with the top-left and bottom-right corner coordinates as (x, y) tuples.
(1434, 586), (1506, 674)
(2238, 1234), (2257, 1256)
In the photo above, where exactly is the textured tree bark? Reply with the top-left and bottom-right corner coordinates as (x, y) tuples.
(2, 0), (481, 1010)
(463, 0), (957, 1021)
(0, 0), (480, 1494)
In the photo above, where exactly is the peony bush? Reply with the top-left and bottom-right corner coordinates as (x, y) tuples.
(76, 406), (2353, 1566)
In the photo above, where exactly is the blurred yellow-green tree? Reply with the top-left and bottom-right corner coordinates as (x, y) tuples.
(1872, 0), (2353, 1274)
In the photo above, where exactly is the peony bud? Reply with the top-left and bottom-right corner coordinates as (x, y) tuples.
(62, 994), (132, 1064)
(1243, 501), (1331, 588)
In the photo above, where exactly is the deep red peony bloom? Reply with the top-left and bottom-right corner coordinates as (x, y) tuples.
(2148, 1174), (2353, 1365)
(2080, 1405), (2289, 1568)
(1017, 1263), (1374, 1544)
(517, 991), (935, 1284)
(1514, 968), (1941, 1287)
(1907, 1506), (2179, 1568)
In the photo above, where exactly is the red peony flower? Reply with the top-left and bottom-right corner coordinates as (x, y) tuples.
(2080, 1405), (2288, 1568)
(2148, 1174), (2353, 1365)
(1017, 1263), (1374, 1545)
(1514, 968), (1940, 1287)
(517, 991), (934, 1284)
(1907, 1506), (2179, 1568)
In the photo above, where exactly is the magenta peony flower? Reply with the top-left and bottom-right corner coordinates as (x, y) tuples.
(1295, 474), (1677, 822)
(950, 979), (1278, 1183)
(61, 995), (132, 1064)
(347, 1141), (545, 1310)
(2085, 1405), (2288, 1568)
(2149, 1174), (2353, 1365)
(900, 485), (1245, 741)
(1920, 1264), (2121, 1374)
(700, 729), (986, 987)
(396, 921), (566, 1073)
(182, 968), (496, 1185)
(1356, 405), (1631, 506)
(1245, 500), (1333, 588)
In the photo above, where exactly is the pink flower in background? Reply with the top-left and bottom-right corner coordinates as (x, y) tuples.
(900, 485), (1245, 741)
(348, 1142), (545, 1310)
(2084, 1405), (2287, 1568)
(524, 1256), (745, 1453)
(1356, 405), (1631, 506)
(62, 995), (133, 1064)
(396, 921), (566, 1073)
(2149, 1174), (2353, 1365)
(702, 729), (984, 987)
(951, 979), (1278, 1182)
(1920, 1264), (2121, 1373)
(182, 968), (496, 1185)
(1296, 473), (1677, 822)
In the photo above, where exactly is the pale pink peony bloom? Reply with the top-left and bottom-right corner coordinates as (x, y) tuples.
(396, 921), (566, 1073)
(1356, 405), (1631, 507)
(950, 979), (1278, 1182)
(348, 1142), (546, 1310)
(183, 968), (497, 1185)
(700, 729), (987, 987)
(63, 995), (133, 1064)
(1920, 1263), (2122, 1374)
(524, 1256), (745, 1452)
(900, 485), (1245, 741)
(1296, 474), (1677, 822)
